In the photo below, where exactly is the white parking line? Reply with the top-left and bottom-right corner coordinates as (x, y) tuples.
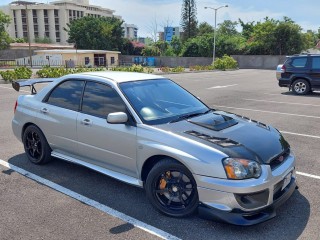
(264, 93), (289, 97)
(297, 171), (320, 180)
(207, 84), (238, 89)
(0, 159), (180, 240)
(214, 105), (320, 119)
(244, 99), (320, 107)
(280, 131), (320, 139)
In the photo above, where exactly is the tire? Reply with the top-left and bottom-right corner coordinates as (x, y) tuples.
(23, 125), (52, 164)
(292, 79), (310, 95)
(145, 158), (198, 217)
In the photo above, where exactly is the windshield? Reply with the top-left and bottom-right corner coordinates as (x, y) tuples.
(120, 79), (209, 125)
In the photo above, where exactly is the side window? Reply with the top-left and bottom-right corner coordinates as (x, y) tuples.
(46, 80), (84, 111)
(81, 82), (127, 118)
(312, 57), (320, 69)
(291, 57), (307, 68)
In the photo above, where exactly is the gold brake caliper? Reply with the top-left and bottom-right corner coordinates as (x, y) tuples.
(159, 171), (170, 192)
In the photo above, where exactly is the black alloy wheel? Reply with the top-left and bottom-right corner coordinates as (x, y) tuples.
(146, 159), (198, 217)
(23, 125), (51, 164)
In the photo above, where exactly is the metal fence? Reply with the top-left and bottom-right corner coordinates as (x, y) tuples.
(0, 59), (120, 68)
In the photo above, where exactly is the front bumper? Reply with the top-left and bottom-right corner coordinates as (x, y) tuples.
(194, 154), (297, 225)
(198, 176), (296, 225)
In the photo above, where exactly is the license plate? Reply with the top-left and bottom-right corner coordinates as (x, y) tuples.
(282, 172), (292, 190)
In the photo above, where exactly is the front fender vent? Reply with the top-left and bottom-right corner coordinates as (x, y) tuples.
(185, 130), (240, 148)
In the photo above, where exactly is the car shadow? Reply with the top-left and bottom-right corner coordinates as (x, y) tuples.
(281, 91), (320, 98)
(7, 154), (310, 240)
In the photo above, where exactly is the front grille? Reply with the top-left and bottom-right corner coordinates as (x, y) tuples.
(185, 130), (240, 148)
(269, 148), (290, 171)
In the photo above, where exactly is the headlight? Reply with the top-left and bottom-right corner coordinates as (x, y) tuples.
(222, 158), (261, 180)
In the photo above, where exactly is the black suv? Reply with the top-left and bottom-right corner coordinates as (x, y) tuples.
(276, 54), (320, 95)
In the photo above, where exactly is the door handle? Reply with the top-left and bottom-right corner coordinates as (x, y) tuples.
(40, 107), (49, 114)
(81, 119), (92, 126)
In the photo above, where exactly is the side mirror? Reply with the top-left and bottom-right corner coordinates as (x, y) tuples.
(107, 112), (128, 124)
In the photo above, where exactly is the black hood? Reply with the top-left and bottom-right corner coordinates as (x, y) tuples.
(157, 111), (290, 164)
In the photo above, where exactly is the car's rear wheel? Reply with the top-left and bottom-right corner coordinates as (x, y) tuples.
(23, 125), (51, 164)
(292, 79), (310, 95)
(145, 158), (198, 217)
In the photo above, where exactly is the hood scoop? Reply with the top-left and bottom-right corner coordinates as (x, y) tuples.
(185, 130), (241, 148)
(188, 113), (238, 131)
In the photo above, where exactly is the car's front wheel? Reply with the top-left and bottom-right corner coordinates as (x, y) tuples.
(145, 158), (198, 217)
(292, 79), (310, 95)
(23, 125), (52, 164)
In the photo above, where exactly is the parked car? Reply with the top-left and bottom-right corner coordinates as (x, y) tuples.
(12, 72), (297, 225)
(276, 54), (320, 95)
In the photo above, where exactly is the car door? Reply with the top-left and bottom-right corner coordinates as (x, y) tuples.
(76, 81), (137, 177)
(310, 56), (320, 86)
(35, 79), (84, 156)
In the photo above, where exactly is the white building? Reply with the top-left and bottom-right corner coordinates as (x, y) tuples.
(0, 0), (138, 44)
(123, 23), (138, 40)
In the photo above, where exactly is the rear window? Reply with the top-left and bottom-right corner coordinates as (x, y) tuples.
(290, 57), (307, 68)
(46, 80), (84, 111)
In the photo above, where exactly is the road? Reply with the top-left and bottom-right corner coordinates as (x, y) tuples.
(0, 69), (319, 239)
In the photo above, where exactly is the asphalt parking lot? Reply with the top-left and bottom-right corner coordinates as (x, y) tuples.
(0, 69), (319, 240)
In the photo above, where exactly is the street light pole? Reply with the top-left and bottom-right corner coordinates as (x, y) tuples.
(204, 5), (228, 63)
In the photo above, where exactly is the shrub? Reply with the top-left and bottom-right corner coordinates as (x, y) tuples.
(14, 66), (32, 79)
(36, 66), (106, 78)
(189, 65), (215, 71)
(111, 64), (153, 73)
(160, 66), (171, 72)
(171, 66), (185, 73)
(0, 67), (33, 82)
(0, 70), (17, 82)
(213, 55), (238, 70)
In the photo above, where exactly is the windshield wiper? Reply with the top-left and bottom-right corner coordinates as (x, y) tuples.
(169, 109), (212, 123)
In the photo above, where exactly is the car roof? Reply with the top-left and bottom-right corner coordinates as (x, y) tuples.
(287, 54), (320, 58)
(79, 71), (165, 83)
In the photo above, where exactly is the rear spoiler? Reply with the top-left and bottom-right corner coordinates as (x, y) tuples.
(12, 78), (56, 94)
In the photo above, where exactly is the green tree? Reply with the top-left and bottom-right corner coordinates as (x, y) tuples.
(239, 19), (255, 39)
(197, 22), (214, 36)
(181, 34), (213, 57)
(180, 0), (198, 40)
(218, 20), (238, 36)
(0, 10), (11, 50)
(170, 36), (182, 56)
(66, 16), (124, 50)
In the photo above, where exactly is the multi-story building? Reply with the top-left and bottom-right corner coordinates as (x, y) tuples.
(123, 23), (138, 40)
(0, 0), (138, 45)
(159, 27), (180, 42)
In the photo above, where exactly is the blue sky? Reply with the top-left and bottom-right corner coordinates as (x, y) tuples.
(2, 0), (320, 37)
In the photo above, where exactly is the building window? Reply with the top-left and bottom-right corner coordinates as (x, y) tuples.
(54, 10), (59, 17)
(85, 57), (90, 65)
(111, 57), (115, 64)
(44, 10), (48, 17)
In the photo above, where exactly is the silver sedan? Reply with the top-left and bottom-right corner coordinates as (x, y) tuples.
(12, 71), (297, 225)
